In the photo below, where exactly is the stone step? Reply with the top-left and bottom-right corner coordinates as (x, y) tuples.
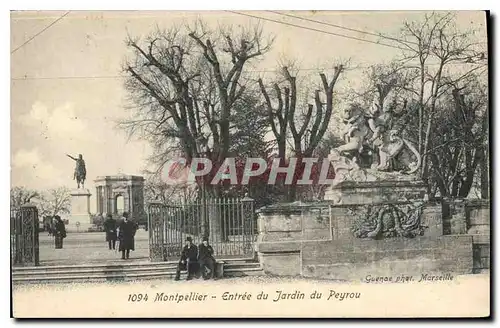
(13, 262), (174, 273)
(221, 262), (261, 269)
(13, 257), (255, 273)
(13, 272), (178, 284)
(223, 267), (264, 277)
(12, 266), (177, 277)
(12, 261), (263, 284)
(13, 262), (262, 277)
(12, 265), (263, 284)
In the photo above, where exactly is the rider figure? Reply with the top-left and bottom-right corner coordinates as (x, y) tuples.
(66, 154), (86, 188)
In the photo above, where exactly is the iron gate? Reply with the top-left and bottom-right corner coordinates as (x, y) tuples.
(148, 196), (256, 261)
(10, 204), (40, 266)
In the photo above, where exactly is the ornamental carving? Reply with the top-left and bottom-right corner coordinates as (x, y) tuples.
(350, 202), (427, 239)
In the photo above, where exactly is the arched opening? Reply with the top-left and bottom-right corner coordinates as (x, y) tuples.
(115, 195), (125, 214)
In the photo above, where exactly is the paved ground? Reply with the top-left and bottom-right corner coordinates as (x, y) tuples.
(37, 230), (251, 265)
(39, 230), (150, 265)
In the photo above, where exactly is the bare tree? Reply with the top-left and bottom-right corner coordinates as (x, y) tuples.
(426, 75), (488, 198)
(391, 12), (487, 182)
(122, 22), (273, 197)
(188, 21), (273, 164)
(144, 172), (197, 205)
(10, 186), (39, 208)
(258, 64), (344, 201)
(34, 187), (71, 218)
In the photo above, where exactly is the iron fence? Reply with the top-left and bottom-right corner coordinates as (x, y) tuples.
(148, 196), (256, 261)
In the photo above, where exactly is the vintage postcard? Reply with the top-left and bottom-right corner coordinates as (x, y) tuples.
(10, 10), (490, 318)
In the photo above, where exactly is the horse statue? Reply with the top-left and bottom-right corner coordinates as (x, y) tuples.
(66, 153), (87, 188)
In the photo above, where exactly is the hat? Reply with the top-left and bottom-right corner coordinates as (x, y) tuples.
(186, 237), (192, 242)
(202, 236), (209, 242)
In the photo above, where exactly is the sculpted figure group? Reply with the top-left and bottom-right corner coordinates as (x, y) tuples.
(329, 95), (421, 184)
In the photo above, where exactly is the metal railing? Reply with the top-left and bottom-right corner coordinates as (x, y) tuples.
(148, 196), (256, 261)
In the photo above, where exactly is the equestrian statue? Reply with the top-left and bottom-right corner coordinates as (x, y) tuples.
(66, 153), (87, 189)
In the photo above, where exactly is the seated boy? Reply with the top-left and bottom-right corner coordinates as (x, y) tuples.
(198, 236), (216, 280)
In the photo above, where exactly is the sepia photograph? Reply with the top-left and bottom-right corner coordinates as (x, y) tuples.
(10, 9), (490, 318)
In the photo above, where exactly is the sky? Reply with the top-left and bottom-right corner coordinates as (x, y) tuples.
(10, 10), (487, 205)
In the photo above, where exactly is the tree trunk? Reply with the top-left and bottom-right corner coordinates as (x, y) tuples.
(208, 201), (224, 242)
(418, 63), (425, 155)
(458, 148), (482, 198)
(287, 184), (297, 202)
(430, 154), (448, 197)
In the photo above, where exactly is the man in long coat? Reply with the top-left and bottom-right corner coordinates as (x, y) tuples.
(103, 213), (117, 250)
(174, 237), (198, 281)
(118, 212), (137, 260)
(53, 215), (67, 249)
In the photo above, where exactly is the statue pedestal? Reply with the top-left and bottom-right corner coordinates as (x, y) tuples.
(255, 178), (474, 281)
(67, 189), (92, 233)
(324, 180), (428, 204)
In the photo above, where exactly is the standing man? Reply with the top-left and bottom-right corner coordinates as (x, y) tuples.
(53, 215), (67, 249)
(103, 213), (117, 250)
(118, 212), (137, 260)
(174, 237), (198, 281)
(198, 236), (216, 280)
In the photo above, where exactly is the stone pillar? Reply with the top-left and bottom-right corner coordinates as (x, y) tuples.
(126, 185), (132, 215)
(422, 202), (443, 238)
(110, 194), (116, 214)
(99, 186), (104, 214)
(450, 199), (467, 235)
(102, 186), (109, 214)
(100, 186), (105, 214)
(466, 200), (490, 235)
(68, 189), (92, 232)
(96, 187), (101, 214)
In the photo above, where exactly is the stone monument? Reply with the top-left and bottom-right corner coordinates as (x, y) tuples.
(324, 100), (424, 204)
(255, 98), (474, 281)
(94, 175), (146, 223)
(66, 153), (92, 232)
(67, 188), (93, 232)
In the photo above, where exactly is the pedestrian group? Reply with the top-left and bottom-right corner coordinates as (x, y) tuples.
(103, 211), (138, 260)
(51, 212), (218, 280)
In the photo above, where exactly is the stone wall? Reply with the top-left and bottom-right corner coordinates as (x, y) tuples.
(465, 200), (490, 273)
(301, 236), (472, 281)
(256, 201), (476, 281)
(440, 199), (490, 273)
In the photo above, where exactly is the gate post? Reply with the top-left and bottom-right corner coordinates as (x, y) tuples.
(241, 194), (255, 257)
(17, 203), (39, 267)
(148, 202), (165, 262)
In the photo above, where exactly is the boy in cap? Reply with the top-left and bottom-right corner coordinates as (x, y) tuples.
(198, 236), (216, 280)
(174, 236), (198, 281)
